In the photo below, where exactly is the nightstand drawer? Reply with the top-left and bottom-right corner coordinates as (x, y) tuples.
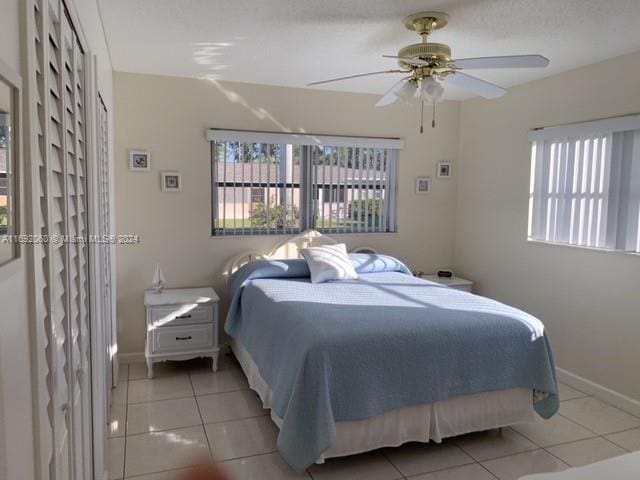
(152, 324), (214, 353)
(150, 304), (213, 327)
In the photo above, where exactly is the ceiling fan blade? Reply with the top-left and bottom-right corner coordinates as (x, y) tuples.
(307, 69), (407, 87)
(454, 54), (549, 70)
(382, 55), (430, 66)
(375, 77), (414, 107)
(442, 72), (506, 99)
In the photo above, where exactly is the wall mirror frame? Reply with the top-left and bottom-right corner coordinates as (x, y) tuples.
(0, 59), (21, 267)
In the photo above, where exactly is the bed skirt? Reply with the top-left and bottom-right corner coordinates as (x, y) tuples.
(230, 339), (536, 463)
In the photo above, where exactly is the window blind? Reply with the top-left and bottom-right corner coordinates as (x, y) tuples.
(209, 130), (401, 236)
(212, 141), (302, 235)
(308, 145), (396, 234)
(528, 115), (640, 252)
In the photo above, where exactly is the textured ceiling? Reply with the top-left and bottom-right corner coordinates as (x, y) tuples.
(98, 0), (640, 100)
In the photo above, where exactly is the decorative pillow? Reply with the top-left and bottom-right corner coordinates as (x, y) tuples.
(300, 243), (358, 283)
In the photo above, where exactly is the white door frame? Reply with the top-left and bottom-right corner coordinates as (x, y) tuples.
(87, 53), (109, 480)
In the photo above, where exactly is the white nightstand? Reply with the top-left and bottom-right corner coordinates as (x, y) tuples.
(144, 287), (220, 379)
(420, 274), (473, 293)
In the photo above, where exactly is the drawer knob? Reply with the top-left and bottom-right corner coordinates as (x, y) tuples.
(175, 336), (192, 341)
(175, 314), (192, 319)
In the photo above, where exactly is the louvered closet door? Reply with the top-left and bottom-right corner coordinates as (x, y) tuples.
(28, 1), (93, 479)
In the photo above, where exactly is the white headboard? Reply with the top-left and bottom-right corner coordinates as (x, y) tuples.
(269, 229), (338, 258)
(223, 230), (345, 276)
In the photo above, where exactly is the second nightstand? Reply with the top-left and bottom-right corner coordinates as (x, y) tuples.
(419, 274), (473, 293)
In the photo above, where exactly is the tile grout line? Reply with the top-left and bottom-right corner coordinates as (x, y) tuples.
(604, 434), (635, 453)
(219, 450), (278, 463)
(539, 446), (572, 468)
(556, 412), (600, 436)
(126, 388), (250, 406)
(126, 393), (196, 405)
(123, 413), (272, 440)
(379, 449), (408, 479)
(477, 447), (555, 464)
(192, 386), (252, 399)
(512, 395), (634, 468)
(453, 430), (541, 464)
(548, 432), (632, 457)
(475, 461), (501, 480)
(187, 368), (214, 459)
(557, 407), (640, 438)
(601, 424), (640, 436)
(560, 395), (640, 423)
(124, 422), (205, 439)
(462, 409), (627, 468)
(398, 457), (477, 478)
(202, 413), (270, 427)
(213, 448), (280, 464)
(124, 465), (192, 480)
(510, 427), (631, 467)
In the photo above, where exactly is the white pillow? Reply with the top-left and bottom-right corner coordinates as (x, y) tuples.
(300, 243), (358, 284)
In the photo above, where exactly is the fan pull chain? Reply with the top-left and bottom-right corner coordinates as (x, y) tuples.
(420, 100), (438, 133)
(432, 102), (436, 128)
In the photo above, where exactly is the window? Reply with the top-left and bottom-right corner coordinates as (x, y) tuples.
(0, 65), (18, 264)
(0, 112), (10, 234)
(528, 114), (640, 253)
(209, 130), (401, 236)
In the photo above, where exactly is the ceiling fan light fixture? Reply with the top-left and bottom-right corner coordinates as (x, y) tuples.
(395, 81), (418, 104)
(418, 77), (444, 104)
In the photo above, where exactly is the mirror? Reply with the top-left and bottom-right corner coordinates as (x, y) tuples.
(0, 77), (16, 264)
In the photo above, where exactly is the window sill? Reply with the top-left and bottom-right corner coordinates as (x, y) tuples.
(527, 239), (640, 258)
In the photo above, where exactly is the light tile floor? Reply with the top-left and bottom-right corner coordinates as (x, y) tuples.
(109, 356), (639, 479)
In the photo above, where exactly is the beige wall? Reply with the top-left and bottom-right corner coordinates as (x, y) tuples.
(454, 51), (640, 401)
(114, 72), (461, 354)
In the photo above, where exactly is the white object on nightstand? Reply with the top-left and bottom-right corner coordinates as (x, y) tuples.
(144, 287), (220, 379)
(420, 274), (473, 292)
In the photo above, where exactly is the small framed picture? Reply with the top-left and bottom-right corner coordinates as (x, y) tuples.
(161, 171), (182, 192)
(437, 161), (452, 178)
(415, 176), (432, 195)
(129, 150), (151, 171)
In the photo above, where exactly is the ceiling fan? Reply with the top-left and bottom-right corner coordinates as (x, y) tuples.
(308, 12), (550, 131)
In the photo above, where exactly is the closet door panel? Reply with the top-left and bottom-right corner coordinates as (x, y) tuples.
(30, 1), (56, 476)
(27, 1), (93, 478)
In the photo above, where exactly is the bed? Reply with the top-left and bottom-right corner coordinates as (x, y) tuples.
(224, 231), (559, 471)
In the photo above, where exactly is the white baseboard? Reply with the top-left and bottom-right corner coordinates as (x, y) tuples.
(557, 367), (640, 417)
(119, 352), (145, 363)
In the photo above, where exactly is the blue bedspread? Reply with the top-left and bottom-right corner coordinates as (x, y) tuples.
(225, 255), (558, 471)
